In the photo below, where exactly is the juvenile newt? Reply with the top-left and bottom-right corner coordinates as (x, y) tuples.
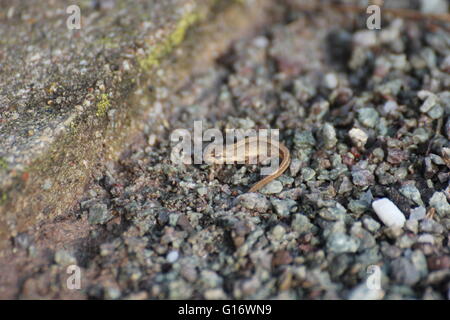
(204, 136), (291, 192)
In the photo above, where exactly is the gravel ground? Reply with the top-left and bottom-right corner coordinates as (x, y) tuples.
(2, 3), (450, 299)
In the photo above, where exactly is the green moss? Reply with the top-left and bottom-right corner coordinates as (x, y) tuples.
(0, 192), (7, 206)
(96, 94), (111, 117)
(138, 10), (205, 71)
(0, 158), (8, 171)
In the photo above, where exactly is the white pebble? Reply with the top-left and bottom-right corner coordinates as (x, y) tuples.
(324, 73), (338, 89)
(253, 36), (269, 48)
(372, 198), (406, 228)
(349, 128), (368, 148)
(166, 250), (179, 263)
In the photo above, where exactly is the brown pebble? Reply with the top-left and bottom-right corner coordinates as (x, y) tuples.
(387, 148), (408, 164)
(232, 235), (245, 248)
(272, 250), (293, 267)
(177, 214), (193, 232)
(279, 270), (293, 291)
(427, 255), (450, 271)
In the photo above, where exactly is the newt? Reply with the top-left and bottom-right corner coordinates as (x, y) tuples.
(204, 135), (291, 192)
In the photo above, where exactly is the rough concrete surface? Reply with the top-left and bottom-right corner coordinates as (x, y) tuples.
(0, 0), (268, 246)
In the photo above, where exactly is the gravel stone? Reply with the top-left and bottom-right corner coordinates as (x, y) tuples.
(271, 198), (297, 217)
(301, 168), (316, 181)
(291, 214), (315, 234)
(429, 192), (450, 217)
(289, 159), (302, 177)
(259, 180), (284, 194)
(352, 167), (375, 187)
(405, 219), (419, 234)
(391, 258), (421, 286)
(88, 203), (113, 225)
(271, 225), (286, 241)
(237, 193), (271, 213)
(319, 203), (347, 221)
(362, 217), (381, 233)
(322, 123), (338, 149)
(166, 250), (179, 263)
(349, 128), (368, 148)
(54, 250), (77, 266)
(399, 184), (424, 206)
(326, 233), (360, 253)
(358, 108), (379, 128)
(419, 92), (437, 113)
(204, 288), (227, 300)
(410, 206), (426, 221)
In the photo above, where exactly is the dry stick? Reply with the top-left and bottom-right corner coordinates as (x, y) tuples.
(331, 3), (450, 23)
(289, 2), (450, 30)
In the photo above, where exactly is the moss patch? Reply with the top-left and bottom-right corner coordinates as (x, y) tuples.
(138, 10), (205, 70)
(96, 94), (111, 117)
(0, 192), (7, 206)
(0, 158), (8, 171)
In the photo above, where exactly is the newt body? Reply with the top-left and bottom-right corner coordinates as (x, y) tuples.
(204, 136), (291, 192)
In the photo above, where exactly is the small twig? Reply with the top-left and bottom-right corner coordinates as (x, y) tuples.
(330, 3), (450, 23)
(287, 1), (450, 30)
(426, 207), (435, 220)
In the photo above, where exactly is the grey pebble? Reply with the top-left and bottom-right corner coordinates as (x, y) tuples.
(237, 193), (271, 213)
(54, 249), (77, 266)
(352, 168), (374, 187)
(322, 123), (337, 149)
(88, 203), (113, 225)
(399, 184), (423, 206)
(363, 216), (381, 233)
(259, 180), (283, 194)
(429, 192), (450, 217)
(301, 168), (316, 181)
(271, 225), (286, 241)
(420, 219), (444, 234)
(319, 203), (347, 221)
(199, 270), (223, 289)
(291, 214), (315, 234)
(326, 233), (360, 253)
(419, 94), (437, 113)
(417, 234), (435, 244)
(391, 257), (421, 286)
(289, 158), (302, 177)
(197, 187), (208, 196)
(271, 198), (297, 217)
(358, 108), (379, 128)
(405, 219), (419, 234)
(410, 206), (426, 221)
